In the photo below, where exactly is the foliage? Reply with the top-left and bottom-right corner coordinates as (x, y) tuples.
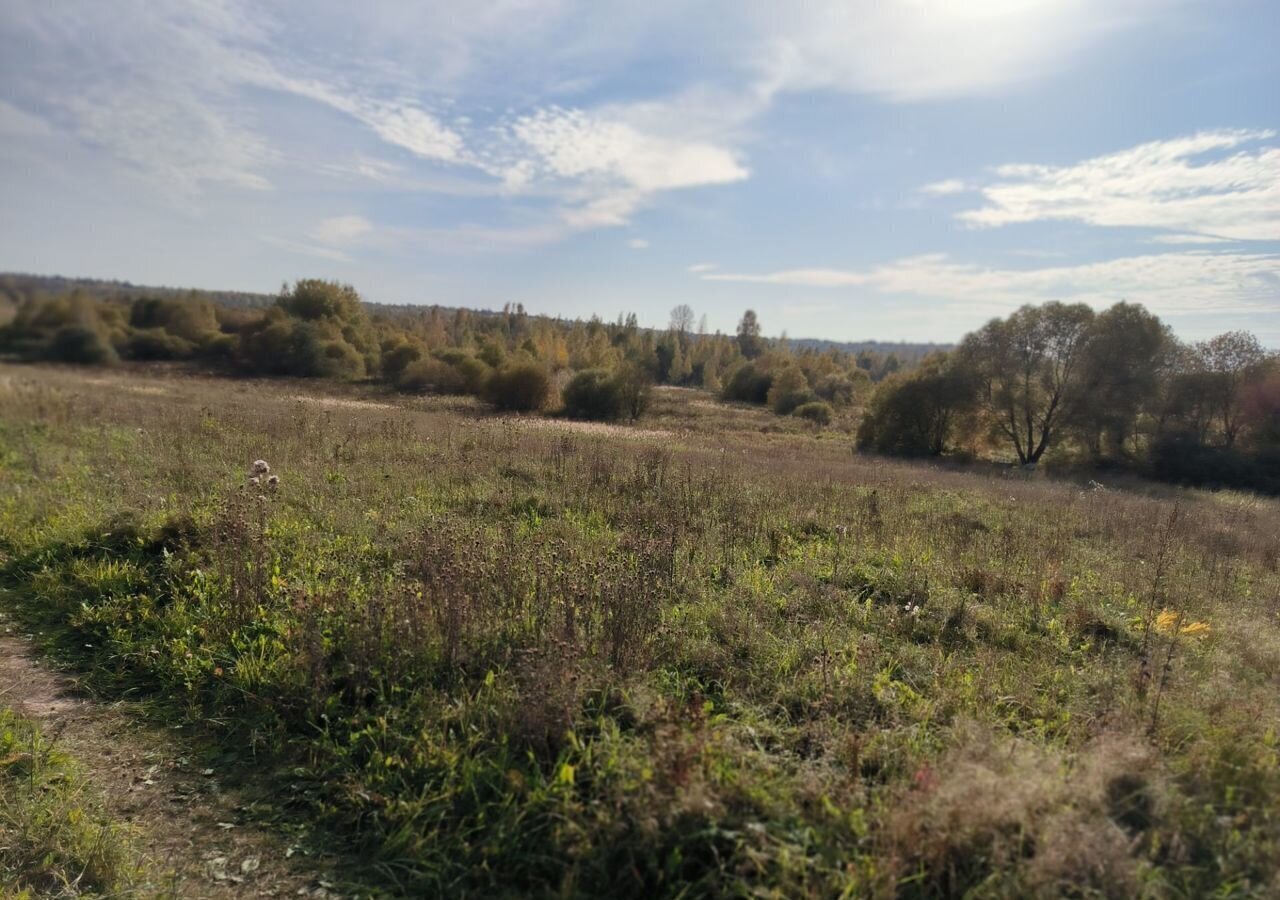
(766, 365), (815, 415)
(48, 325), (120, 366)
(792, 400), (832, 425)
(721, 361), (773, 404)
(857, 354), (975, 456)
(484, 360), (552, 411)
(959, 302), (1095, 464)
(562, 368), (625, 420)
(398, 357), (470, 394)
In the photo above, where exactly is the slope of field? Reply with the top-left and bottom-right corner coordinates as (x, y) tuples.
(1, 362), (1278, 897)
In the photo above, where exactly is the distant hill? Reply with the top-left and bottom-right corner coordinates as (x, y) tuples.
(0, 272), (513, 321)
(0, 273), (278, 310)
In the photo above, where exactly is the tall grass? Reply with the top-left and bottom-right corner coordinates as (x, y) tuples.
(1, 363), (1278, 897)
(0, 707), (149, 897)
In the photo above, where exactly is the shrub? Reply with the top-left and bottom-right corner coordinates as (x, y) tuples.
(48, 325), (118, 365)
(125, 327), (195, 360)
(380, 341), (423, 382)
(614, 361), (654, 421)
(815, 373), (857, 408)
(857, 357), (974, 457)
(398, 357), (468, 394)
(767, 366), (814, 415)
(484, 361), (551, 412)
(722, 362), (772, 404)
(793, 401), (833, 426)
(455, 357), (491, 394)
(563, 369), (624, 420)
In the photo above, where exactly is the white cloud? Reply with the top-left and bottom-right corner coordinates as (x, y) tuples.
(750, 0), (1171, 102)
(261, 235), (351, 262)
(956, 129), (1280, 240)
(687, 262), (718, 273)
(1, 1), (278, 194)
(920, 178), (968, 196)
(702, 250), (1280, 317)
(1148, 233), (1234, 245)
(781, 302), (839, 317)
(490, 106), (748, 228)
(311, 215), (373, 244)
(628, 237), (649, 249)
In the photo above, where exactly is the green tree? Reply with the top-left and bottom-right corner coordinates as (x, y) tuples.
(857, 354), (975, 456)
(1070, 303), (1172, 459)
(959, 302), (1095, 464)
(737, 309), (764, 359)
(1197, 330), (1269, 448)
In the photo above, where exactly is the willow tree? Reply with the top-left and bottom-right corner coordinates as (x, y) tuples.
(959, 302), (1095, 464)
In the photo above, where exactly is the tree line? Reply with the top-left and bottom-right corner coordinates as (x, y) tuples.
(2, 280), (1273, 491)
(857, 301), (1278, 492)
(0, 279), (905, 423)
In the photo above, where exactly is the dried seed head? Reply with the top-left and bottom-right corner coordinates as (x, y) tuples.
(251, 459), (271, 476)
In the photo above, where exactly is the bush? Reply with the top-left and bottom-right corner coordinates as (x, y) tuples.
(815, 373), (857, 408)
(1147, 434), (1280, 494)
(793, 401), (833, 426)
(722, 362), (773, 404)
(767, 366), (815, 415)
(563, 369), (624, 420)
(484, 361), (551, 412)
(455, 357), (491, 394)
(125, 327), (195, 361)
(857, 358), (974, 457)
(381, 342), (424, 382)
(398, 357), (468, 394)
(48, 325), (118, 365)
(614, 361), (654, 421)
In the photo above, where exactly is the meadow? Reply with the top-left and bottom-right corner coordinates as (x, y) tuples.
(1, 361), (1278, 898)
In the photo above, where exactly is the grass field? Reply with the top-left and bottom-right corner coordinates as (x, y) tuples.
(1, 361), (1278, 898)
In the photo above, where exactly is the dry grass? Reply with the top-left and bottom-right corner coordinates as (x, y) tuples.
(0, 361), (1278, 897)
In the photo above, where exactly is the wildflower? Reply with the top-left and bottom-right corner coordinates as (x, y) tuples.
(1180, 621), (1211, 637)
(267, 474), (279, 488)
(247, 475), (261, 486)
(1154, 608), (1181, 634)
(250, 459), (271, 476)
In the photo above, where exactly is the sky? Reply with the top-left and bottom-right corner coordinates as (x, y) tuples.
(1, 0), (1277, 344)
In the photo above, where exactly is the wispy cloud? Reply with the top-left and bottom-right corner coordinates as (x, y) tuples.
(488, 106), (748, 229)
(261, 235), (351, 262)
(310, 215), (373, 244)
(751, 0), (1172, 102)
(702, 250), (1280, 317)
(627, 238), (649, 250)
(687, 263), (718, 273)
(955, 129), (1280, 240)
(920, 178), (968, 196)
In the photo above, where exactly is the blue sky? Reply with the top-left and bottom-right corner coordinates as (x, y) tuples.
(1, 0), (1277, 343)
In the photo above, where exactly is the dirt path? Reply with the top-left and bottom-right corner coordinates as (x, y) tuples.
(0, 623), (341, 898)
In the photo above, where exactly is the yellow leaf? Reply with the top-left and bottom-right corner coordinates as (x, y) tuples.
(1180, 621), (1211, 637)
(557, 762), (575, 785)
(1154, 609), (1181, 634)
